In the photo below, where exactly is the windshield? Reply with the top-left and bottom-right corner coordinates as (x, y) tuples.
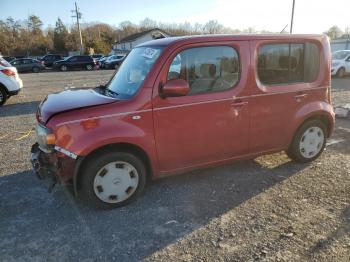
(332, 51), (350, 60)
(107, 47), (162, 98)
(0, 57), (12, 67)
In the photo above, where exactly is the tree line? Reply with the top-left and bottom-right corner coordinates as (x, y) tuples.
(0, 15), (348, 57)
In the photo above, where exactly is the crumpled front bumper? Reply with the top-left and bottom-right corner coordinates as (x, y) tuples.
(30, 143), (58, 181)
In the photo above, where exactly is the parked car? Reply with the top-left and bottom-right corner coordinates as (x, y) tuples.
(91, 54), (103, 62)
(100, 55), (125, 69)
(53, 55), (96, 71)
(97, 55), (110, 68)
(104, 55), (126, 69)
(31, 34), (334, 208)
(39, 54), (63, 67)
(331, 50), (350, 77)
(0, 56), (23, 105)
(10, 58), (45, 73)
(2, 56), (15, 62)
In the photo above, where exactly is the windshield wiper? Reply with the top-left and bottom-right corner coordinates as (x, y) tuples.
(105, 88), (119, 98)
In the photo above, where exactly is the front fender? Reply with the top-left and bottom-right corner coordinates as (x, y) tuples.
(54, 114), (155, 158)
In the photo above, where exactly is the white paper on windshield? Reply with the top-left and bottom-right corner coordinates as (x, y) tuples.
(142, 48), (157, 59)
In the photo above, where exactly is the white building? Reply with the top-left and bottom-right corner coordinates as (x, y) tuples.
(331, 39), (350, 52)
(111, 28), (170, 55)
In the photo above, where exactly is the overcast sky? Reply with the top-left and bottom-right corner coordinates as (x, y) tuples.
(1, 0), (349, 33)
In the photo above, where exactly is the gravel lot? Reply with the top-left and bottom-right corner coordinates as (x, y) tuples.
(0, 70), (349, 261)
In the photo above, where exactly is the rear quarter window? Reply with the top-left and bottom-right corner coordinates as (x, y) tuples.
(258, 42), (320, 85)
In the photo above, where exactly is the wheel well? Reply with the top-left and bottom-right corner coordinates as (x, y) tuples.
(0, 83), (9, 95)
(75, 143), (152, 191)
(300, 114), (331, 137)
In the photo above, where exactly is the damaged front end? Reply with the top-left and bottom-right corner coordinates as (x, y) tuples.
(31, 143), (76, 192)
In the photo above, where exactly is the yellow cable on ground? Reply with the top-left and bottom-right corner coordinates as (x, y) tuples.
(15, 128), (34, 141)
(0, 134), (9, 139)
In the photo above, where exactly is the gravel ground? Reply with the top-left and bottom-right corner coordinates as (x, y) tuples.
(0, 70), (349, 261)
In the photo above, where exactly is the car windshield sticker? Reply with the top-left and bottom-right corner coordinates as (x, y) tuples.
(142, 48), (157, 59)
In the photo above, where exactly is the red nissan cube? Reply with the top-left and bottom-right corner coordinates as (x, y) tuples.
(31, 34), (335, 208)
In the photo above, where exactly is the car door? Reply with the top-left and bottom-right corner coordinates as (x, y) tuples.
(152, 42), (251, 174)
(344, 55), (350, 73)
(68, 56), (78, 69)
(11, 60), (23, 72)
(23, 59), (34, 71)
(249, 40), (322, 152)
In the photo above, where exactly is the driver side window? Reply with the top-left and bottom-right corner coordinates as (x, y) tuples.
(167, 46), (240, 95)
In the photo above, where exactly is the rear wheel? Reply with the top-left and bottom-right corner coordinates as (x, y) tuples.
(286, 120), (327, 163)
(336, 67), (345, 78)
(86, 64), (93, 70)
(32, 66), (40, 73)
(0, 87), (7, 106)
(81, 151), (147, 208)
(114, 64), (119, 69)
(60, 65), (68, 72)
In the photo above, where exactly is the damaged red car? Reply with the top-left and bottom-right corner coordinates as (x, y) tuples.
(31, 34), (335, 208)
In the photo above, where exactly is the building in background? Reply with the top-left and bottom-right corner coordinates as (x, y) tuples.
(111, 28), (170, 55)
(331, 39), (350, 52)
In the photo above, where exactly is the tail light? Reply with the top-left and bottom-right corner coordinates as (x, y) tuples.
(0, 69), (16, 77)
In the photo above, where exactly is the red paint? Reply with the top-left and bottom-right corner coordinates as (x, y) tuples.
(39, 34), (334, 182)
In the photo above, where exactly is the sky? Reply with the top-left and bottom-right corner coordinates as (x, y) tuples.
(1, 0), (349, 33)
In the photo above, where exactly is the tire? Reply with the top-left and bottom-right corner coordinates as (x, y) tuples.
(81, 151), (147, 208)
(114, 64), (119, 69)
(86, 64), (93, 70)
(32, 66), (40, 73)
(0, 87), (7, 106)
(336, 67), (345, 78)
(286, 119), (327, 163)
(60, 65), (68, 72)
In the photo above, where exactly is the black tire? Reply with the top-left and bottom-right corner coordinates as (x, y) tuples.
(86, 64), (93, 70)
(336, 67), (345, 78)
(32, 66), (40, 73)
(286, 119), (327, 163)
(114, 64), (119, 69)
(80, 151), (147, 208)
(0, 87), (7, 106)
(60, 65), (68, 72)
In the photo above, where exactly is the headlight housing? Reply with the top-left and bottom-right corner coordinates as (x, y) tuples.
(36, 124), (56, 152)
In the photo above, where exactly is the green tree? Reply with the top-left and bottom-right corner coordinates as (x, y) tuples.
(53, 18), (68, 53)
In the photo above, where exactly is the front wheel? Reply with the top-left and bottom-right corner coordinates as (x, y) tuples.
(81, 152), (147, 208)
(336, 67), (345, 78)
(60, 65), (68, 72)
(286, 120), (327, 163)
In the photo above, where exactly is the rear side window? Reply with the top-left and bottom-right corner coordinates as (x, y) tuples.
(258, 43), (320, 85)
(167, 46), (240, 95)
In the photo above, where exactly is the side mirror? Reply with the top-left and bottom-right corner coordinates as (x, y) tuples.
(161, 79), (190, 98)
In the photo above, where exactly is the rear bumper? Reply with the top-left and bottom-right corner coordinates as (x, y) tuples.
(30, 143), (76, 183)
(8, 89), (21, 96)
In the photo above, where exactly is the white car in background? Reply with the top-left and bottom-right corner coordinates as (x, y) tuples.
(331, 50), (350, 77)
(0, 56), (23, 106)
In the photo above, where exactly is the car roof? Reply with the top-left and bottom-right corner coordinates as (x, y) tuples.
(137, 34), (326, 48)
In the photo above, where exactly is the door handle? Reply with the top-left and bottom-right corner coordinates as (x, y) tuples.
(231, 101), (248, 107)
(294, 93), (307, 100)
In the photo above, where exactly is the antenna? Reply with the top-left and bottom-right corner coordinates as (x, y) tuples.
(71, 2), (83, 54)
(280, 24), (288, 33)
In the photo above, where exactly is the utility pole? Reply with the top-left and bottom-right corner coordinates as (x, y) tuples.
(72, 2), (83, 54)
(290, 0), (295, 34)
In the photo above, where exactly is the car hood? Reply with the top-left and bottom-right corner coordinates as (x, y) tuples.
(38, 88), (116, 123)
(54, 59), (66, 64)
